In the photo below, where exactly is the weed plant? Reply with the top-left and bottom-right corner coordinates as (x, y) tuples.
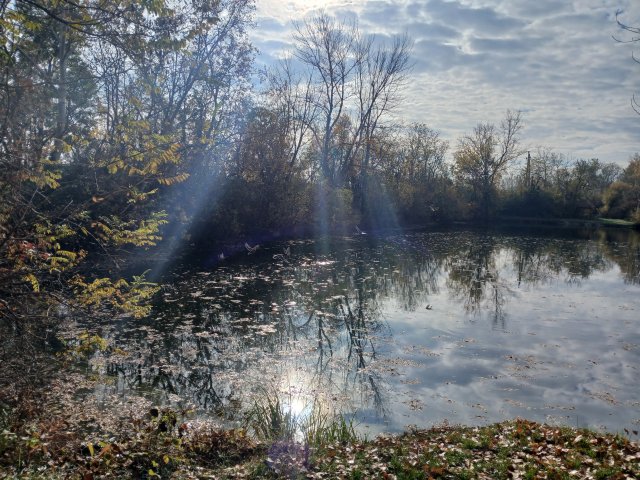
(243, 393), (358, 448)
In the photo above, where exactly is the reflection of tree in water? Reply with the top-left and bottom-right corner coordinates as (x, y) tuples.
(443, 232), (612, 327)
(512, 239), (557, 287)
(507, 237), (610, 286)
(339, 289), (387, 416)
(555, 241), (609, 285)
(445, 235), (509, 328)
(281, 247), (392, 417)
(390, 250), (442, 311)
(94, 240), (416, 419)
(380, 234), (444, 311)
(597, 229), (640, 285)
(80, 230), (637, 422)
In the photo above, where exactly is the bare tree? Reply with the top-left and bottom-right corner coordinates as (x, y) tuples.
(266, 57), (318, 180)
(614, 11), (640, 114)
(403, 123), (448, 184)
(527, 147), (567, 191)
(454, 110), (523, 220)
(289, 12), (412, 189)
(292, 12), (361, 185)
(352, 33), (412, 205)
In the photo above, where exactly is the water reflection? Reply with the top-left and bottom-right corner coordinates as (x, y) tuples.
(75, 229), (640, 435)
(597, 229), (640, 285)
(445, 236), (509, 328)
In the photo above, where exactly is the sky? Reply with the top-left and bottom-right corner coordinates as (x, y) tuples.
(251, 0), (639, 166)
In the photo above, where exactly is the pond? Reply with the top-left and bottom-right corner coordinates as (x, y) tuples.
(73, 227), (640, 437)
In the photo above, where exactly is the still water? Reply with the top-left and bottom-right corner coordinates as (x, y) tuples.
(79, 228), (640, 436)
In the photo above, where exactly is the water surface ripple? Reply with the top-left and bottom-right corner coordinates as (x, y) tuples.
(79, 229), (640, 435)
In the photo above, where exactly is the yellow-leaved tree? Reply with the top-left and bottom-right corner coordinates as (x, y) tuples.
(0, 0), (255, 390)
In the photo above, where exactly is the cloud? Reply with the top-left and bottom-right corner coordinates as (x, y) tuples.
(413, 39), (477, 72)
(470, 36), (548, 55)
(252, 0), (640, 163)
(255, 16), (287, 32)
(505, 0), (573, 19)
(256, 39), (290, 58)
(359, 0), (407, 26)
(423, 0), (526, 33)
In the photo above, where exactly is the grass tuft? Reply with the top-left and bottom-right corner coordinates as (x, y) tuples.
(242, 392), (359, 446)
(243, 395), (298, 442)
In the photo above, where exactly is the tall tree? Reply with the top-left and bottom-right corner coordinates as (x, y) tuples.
(614, 11), (640, 114)
(353, 33), (412, 210)
(289, 12), (412, 192)
(0, 0), (253, 358)
(292, 12), (361, 187)
(265, 57), (318, 178)
(601, 153), (640, 221)
(453, 110), (523, 220)
(377, 124), (451, 222)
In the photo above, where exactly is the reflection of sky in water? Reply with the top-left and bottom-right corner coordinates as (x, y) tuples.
(79, 229), (640, 436)
(381, 263), (640, 435)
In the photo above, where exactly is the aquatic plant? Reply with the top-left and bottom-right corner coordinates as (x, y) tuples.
(242, 390), (358, 446)
(243, 395), (298, 442)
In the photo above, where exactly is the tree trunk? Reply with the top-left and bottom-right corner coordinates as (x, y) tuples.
(51, 21), (68, 162)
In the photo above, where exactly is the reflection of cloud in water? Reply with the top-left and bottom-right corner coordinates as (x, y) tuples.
(382, 258), (639, 432)
(71, 229), (640, 435)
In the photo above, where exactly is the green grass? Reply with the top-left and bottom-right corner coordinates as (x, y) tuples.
(598, 217), (638, 227)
